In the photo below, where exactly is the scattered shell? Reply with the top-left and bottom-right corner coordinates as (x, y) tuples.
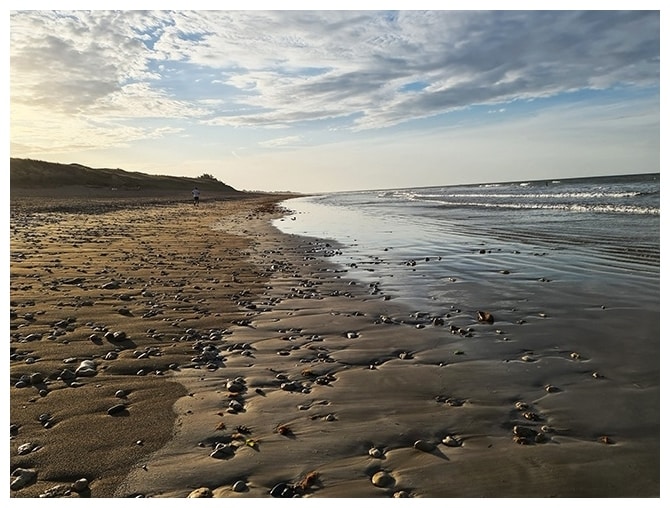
(544, 384), (561, 393)
(394, 490), (411, 498)
(371, 471), (395, 488)
(570, 352), (581, 360)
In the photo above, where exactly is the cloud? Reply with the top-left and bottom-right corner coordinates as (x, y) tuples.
(258, 135), (303, 148)
(10, 10), (660, 155)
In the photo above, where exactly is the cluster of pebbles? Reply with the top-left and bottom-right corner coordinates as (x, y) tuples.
(10, 197), (633, 498)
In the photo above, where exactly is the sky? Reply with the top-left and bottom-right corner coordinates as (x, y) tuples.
(7, 2), (662, 193)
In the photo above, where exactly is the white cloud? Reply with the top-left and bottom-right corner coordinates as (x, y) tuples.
(9, 9), (660, 168)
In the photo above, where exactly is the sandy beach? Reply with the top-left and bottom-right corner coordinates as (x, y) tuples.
(9, 192), (659, 499)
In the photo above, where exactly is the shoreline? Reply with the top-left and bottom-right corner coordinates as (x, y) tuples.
(9, 194), (659, 498)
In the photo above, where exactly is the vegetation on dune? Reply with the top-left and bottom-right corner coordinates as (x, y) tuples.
(10, 158), (239, 193)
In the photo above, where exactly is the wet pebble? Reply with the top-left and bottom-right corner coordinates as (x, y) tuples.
(72, 478), (89, 492)
(187, 487), (213, 498)
(11, 468), (37, 491)
(442, 435), (462, 447)
(232, 480), (247, 492)
(368, 447), (383, 458)
(270, 482), (296, 498)
(17, 442), (37, 455)
(210, 442), (235, 459)
(371, 471), (395, 488)
(107, 403), (126, 416)
(413, 439), (435, 452)
(75, 360), (97, 377)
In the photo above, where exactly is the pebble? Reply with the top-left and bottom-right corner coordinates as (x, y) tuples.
(442, 435), (462, 447)
(232, 480), (247, 492)
(11, 468), (37, 491)
(270, 482), (296, 498)
(368, 447), (383, 458)
(210, 443), (235, 458)
(107, 403), (126, 416)
(187, 487), (213, 498)
(72, 478), (89, 492)
(371, 471), (395, 488)
(17, 442), (36, 455)
(75, 360), (97, 377)
(413, 439), (435, 452)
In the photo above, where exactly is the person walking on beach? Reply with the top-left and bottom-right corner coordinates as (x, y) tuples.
(192, 186), (200, 206)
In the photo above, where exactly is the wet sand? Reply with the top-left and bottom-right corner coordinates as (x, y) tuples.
(9, 193), (659, 498)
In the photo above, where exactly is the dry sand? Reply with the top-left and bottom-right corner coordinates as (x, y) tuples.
(8, 193), (660, 499)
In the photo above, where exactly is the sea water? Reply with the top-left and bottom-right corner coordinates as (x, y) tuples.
(273, 173), (659, 316)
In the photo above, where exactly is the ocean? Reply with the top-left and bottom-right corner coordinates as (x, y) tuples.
(273, 173), (660, 317)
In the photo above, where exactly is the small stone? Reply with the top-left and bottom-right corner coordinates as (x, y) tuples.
(187, 487), (212, 498)
(11, 468), (37, 491)
(232, 480), (247, 492)
(442, 435), (462, 447)
(413, 439), (435, 452)
(107, 403), (126, 416)
(72, 478), (89, 492)
(270, 482), (296, 498)
(371, 471), (395, 488)
(75, 360), (97, 377)
(210, 443), (235, 458)
(227, 380), (245, 393)
(368, 447), (383, 458)
(115, 389), (127, 398)
(17, 442), (36, 455)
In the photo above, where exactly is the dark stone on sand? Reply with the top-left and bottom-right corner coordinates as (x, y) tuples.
(371, 471), (395, 488)
(477, 310), (495, 324)
(413, 439), (435, 452)
(270, 482), (296, 498)
(107, 403), (127, 416)
(232, 480), (247, 492)
(11, 468), (37, 491)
